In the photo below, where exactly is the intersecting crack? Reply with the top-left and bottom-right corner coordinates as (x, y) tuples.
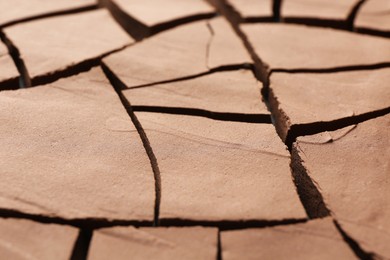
(100, 0), (216, 41)
(105, 63), (271, 123)
(283, 107), (390, 150)
(346, 0), (367, 30)
(211, 0), (389, 38)
(211, 1), (390, 256)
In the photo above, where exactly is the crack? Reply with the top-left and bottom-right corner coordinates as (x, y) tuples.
(207, 0), (245, 24)
(0, 78), (18, 91)
(205, 0), (270, 85)
(271, 62), (390, 74)
(285, 106), (390, 150)
(151, 13), (217, 39)
(346, 0), (367, 31)
(244, 17), (389, 39)
(0, 4), (99, 29)
(100, 0), (216, 41)
(217, 230), (222, 260)
(98, 0), (148, 41)
(290, 145), (331, 219)
(0, 209), (151, 229)
(211, 0), (388, 256)
(159, 217), (308, 231)
(29, 43), (133, 88)
(70, 229), (93, 260)
(102, 63), (161, 227)
(122, 63), (254, 90)
(356, 27), (390, 38)
(0, 209), (308, 232)
(291, 138), (380, 259)
(333, 220), (378, 260)
(131, 106), (272, 124)
(205, 20), (215, 69)
(273, 0), (283, 21)
(0, 30), (31, 88)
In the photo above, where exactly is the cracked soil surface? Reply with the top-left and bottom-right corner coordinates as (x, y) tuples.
(0, 0), (389, 259)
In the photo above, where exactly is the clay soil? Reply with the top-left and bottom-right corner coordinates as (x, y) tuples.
(0, 0), (389, 259)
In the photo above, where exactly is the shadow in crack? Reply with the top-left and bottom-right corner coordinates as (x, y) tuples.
(132, 106), (272, 124)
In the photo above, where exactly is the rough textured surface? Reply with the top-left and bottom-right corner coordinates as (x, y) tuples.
(0, 0), (96, 27)
(269, 68), (390, 140)
(133, 112), (306, 222)
(88, 226), (218, 259)
(221, 218), (357, 260)
(293, 114), (390, 258)
(4, 9), (132, 82)
(241, 23), (390, 70)
(0, 68), (154, 222)
(103, 17), (250, 87)
(1, 0), (389, 258)
(355, 0), (390, 32)
(0, 218), (78, 260)
(0, 41), (18, 87)
(281, 0), (358, 20)
(123, 69), (268, 114)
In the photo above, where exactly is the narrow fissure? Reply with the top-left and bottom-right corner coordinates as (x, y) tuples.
(124, 63), (254, 90)
(159, 217), (307, 230)
(0, 4), (99, 29)
(346, 0), (366, 31)
(30, 43), (133, 88)
(131, 106), (272, 124)
(245, 17), (389, 38)
(271, 62), (390, 74)
(0, 30), (31, 88)
(70, 229), (93, 260)
(151, 13), (217, 38)
(333, 220), (377, 260)
(102, 63), (161, 227)
(217, 230), (222, 260)
(205, 20), (215, 69)
(206, 0), (270, 85)
(0, 208), (151, 229)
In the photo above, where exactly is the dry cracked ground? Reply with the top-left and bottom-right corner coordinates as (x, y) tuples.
(0, 0), (389, 259)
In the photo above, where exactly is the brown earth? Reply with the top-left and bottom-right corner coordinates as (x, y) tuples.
(0, 0), (389, 259)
